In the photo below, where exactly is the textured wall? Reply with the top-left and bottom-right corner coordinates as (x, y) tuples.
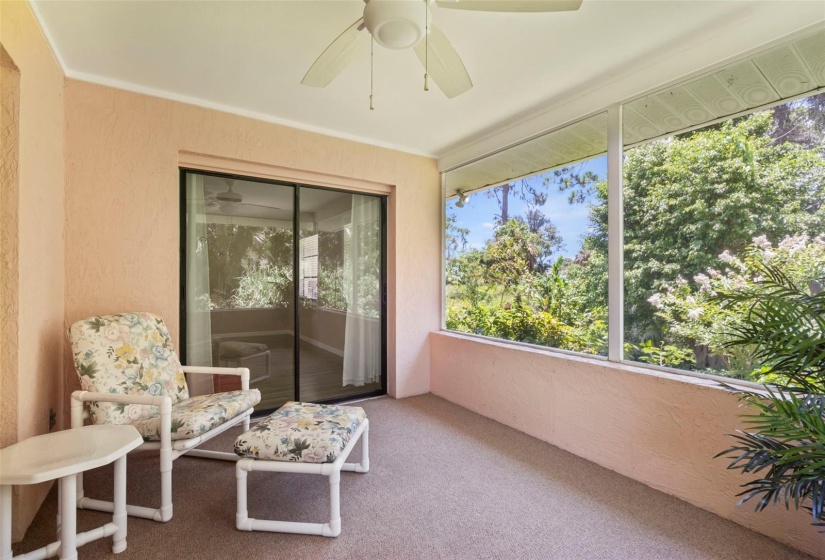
(63, 79), (441, 404)
(0, 45), (20, 452)
(0, 1), (66, 542)
(430, 332), (825, 558)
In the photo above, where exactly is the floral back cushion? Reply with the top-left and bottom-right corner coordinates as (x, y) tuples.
(69, 312), (190, 426)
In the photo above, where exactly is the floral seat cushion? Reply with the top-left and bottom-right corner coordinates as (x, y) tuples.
(69, 312), (190, 426)
(234, 402), (366, 463)
(132, 389), (261, 441)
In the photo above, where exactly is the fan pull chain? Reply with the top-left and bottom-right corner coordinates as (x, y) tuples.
(424, 0), (429, 92)
(370, 37), (375, 110)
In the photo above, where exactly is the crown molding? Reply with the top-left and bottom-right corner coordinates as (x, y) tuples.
(28, 1), (435, 160)
(28, 0), (68, 75)
(64, 70), (437, 158)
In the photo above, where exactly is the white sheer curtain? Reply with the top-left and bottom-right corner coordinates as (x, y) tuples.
(185, 173), (214, 396)
(342, 195), (381, 387)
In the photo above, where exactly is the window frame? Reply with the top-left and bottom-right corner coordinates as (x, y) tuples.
(440, 63), (825, 391)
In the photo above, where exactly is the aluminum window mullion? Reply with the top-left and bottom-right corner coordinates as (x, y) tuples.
(441, 173), (447, 330)
(607, 104), (624, 362)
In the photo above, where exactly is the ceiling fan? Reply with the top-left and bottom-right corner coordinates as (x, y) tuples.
(206, 180), (283, 214)
(301, 0), (582, 100)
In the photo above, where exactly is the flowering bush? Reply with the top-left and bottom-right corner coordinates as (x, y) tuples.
(649, 234), (825, 379)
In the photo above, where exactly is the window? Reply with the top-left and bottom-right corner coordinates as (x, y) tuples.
(623, 92), (825, 381)
(443, 28), (825, 384)
(299, 234), (319, 299)
(444, 114), (608, 356)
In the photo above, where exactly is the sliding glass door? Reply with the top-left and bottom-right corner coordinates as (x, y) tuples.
(181, 170), (386, 413)
(297, 187), (383, 402)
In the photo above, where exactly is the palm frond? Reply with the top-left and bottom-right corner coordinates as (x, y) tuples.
(717, 387), (825, 526)
(714, 261), (825, 392)
(714, 265), (825, 529)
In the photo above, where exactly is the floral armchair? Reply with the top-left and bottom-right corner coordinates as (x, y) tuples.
(69, 312), (261, 522)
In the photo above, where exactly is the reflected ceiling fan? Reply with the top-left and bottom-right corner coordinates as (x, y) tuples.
(301, 0), (582, 102)
(205, 180), (283, 214)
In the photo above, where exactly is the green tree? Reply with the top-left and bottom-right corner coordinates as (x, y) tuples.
(770, 92), (825, 151)
(483, 219), (547, 290)
(570, 111), (825, 344)
(650, 234), (825, 380)
(445, 212), (469, 261)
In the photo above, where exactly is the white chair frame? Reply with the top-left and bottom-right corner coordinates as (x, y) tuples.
(70, 365), (253, 523)
(235, 418), (369, 538)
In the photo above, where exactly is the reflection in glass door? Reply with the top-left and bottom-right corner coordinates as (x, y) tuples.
(298, 187), (383, 402)
(182, 171), (385, 412)
(182, 172), (295, 409)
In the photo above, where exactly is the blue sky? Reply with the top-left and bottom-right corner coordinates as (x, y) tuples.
(447, 156), (608, 259)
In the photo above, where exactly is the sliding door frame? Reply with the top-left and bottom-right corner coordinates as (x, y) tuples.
(179, 168), (388, 410)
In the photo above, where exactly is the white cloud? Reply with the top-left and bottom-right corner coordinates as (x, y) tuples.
(482, 222), (495, 229)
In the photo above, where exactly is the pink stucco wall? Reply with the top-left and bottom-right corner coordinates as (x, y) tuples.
(0, 0), (66, 541)
(430, 331), (825, 558)
(63, 79), (441, 404)
(1, 44), (20, 454)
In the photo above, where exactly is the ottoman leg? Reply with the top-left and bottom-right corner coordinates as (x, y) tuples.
(58, 475), (78, 560)
(360, 419), (370, 473)
(324, 470), (341, 538)
(236, 460), (250, 531)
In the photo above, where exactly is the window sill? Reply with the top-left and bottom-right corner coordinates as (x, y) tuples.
(435, 329), (764, 392)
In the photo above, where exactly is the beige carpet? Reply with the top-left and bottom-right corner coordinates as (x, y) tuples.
(13, 395), (813, 560)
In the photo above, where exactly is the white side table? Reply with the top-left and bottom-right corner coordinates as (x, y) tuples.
(1, 425), (142, 560)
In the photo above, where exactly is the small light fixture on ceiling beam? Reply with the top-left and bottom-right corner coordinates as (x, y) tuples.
(455, 190), (470, 208)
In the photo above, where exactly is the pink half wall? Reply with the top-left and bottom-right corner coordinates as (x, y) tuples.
(430, 331), (825, 558)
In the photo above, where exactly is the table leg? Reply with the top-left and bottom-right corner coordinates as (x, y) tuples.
(58, 476), (78, 560)
(56, 479), (61, 541)
(1, 485), (12, 560)
(112, 455), (127, 553)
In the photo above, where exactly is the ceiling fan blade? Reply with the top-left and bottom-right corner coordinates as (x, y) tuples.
(239, 203), (283, 211)
(301, 17), (368, 88)
(413, 24), (472, 99)
(436, 0), (582, 12)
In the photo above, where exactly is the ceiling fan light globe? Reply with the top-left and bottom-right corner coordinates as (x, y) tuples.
(219, 202), (238, 214)
(363, 0), (431, 50)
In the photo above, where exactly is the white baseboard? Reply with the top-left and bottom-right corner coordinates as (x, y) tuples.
(299, 335), (345, 358)
(211, 330), (291, 340)
(211, 330), (344, 357)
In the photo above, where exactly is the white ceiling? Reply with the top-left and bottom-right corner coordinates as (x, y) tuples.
(32, 0), (825, 160)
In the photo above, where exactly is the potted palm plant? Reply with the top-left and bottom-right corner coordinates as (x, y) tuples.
(716, 262), (825, 528)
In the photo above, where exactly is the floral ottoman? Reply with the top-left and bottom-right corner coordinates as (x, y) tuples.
(233, 402), (370, 537)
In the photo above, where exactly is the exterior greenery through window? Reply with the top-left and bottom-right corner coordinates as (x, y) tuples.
(445, 92), (825, 383)
(207, 223), (293, 310)
(446, 152), (608, 356)
(207, 221), (380, 319)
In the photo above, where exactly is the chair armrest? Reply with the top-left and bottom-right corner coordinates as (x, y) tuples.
(70, 391), (173, 440)
(71, 390), (171, 407)
(181, 366), (250, 391)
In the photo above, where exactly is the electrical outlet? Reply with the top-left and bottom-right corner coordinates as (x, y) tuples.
(49, 408), (56, 431)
